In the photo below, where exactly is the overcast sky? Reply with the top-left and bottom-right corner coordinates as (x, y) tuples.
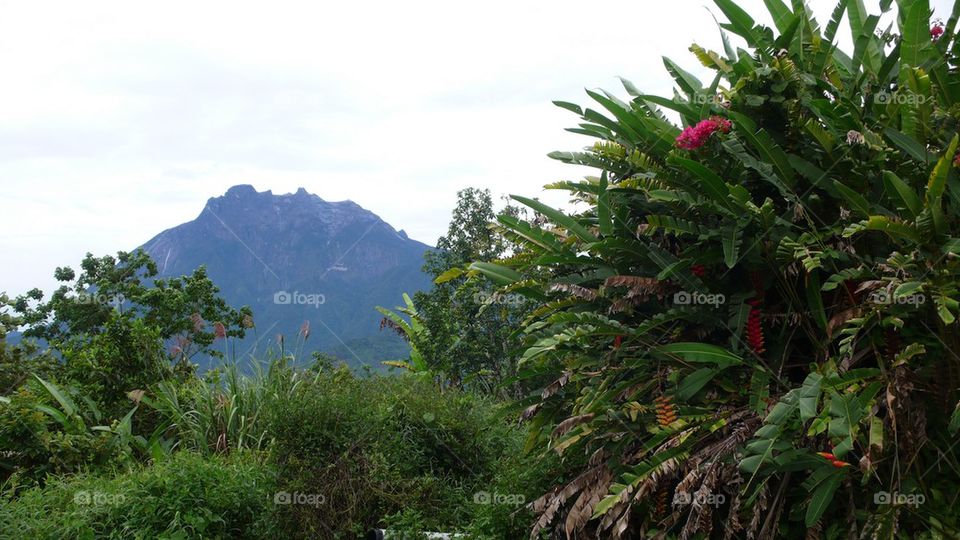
(0, 0), (949, 297)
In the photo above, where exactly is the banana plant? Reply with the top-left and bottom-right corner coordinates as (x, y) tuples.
(377, 293), (430, 374)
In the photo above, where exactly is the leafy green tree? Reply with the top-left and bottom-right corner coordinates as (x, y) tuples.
(0, 294), (58, 394)
(16, 250), (251, 363)
(473, 0), (960, 537)
(408, 188), (532, 393)
(12, 250), (251, 412)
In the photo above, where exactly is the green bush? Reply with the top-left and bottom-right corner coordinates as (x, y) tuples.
(0, 382), (123, 490)
(267, 369), (523, 538)
(0, 451), (276, 539)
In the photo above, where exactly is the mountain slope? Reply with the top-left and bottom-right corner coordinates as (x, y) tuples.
(140, 184), (432, 368)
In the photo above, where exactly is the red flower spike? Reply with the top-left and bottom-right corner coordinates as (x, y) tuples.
(817, 452), (836, 461)
(746, 299), (766, 355)
(691, 264), (707, 278)
(832, 460), (850, 468)
(614, 335), (623, 349)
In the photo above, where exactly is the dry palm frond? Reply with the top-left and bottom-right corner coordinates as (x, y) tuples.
(722, 489), (745, 540)
(609, 294), (660, 314)
(520, 403), (541, 422)
(529, 465), (608, 540)
(604, 275), (666, 295)
(542, 371), (571, 399)
(552, 413), (595, 438)
(564, 466), (613, 537)
(379, 317), (406, 338)
(886, 364), (927, 462)
(549, 283), (599, 301)
(679, 463), (721, 540)
(746, 483), (769, 540)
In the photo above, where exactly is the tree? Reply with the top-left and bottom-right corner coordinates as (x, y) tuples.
(12, 250), (252, 412)
(407, 188), (531, 393)
(16, 250), (251, 362)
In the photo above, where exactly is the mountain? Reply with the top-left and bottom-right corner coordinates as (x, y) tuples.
(139, 184), (433, 368)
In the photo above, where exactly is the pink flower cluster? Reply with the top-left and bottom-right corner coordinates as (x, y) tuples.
(675, 116), (732, 150)
(932, 22), (945, 40)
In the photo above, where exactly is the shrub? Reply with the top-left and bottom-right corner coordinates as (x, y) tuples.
(146, 356), (307, 455)
(267, 369), (521, 538)
(0, 380), (124, 490)
(0, 451), (275, 539)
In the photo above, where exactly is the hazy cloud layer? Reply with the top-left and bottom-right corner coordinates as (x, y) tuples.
(0, 0), (940, 295)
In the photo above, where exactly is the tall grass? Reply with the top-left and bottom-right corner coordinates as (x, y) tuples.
(149, 355), (315, 455)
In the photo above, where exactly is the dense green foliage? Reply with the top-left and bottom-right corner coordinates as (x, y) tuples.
(464, 0), (960, 537)
(381, 188), (535, 395)
(0, 451), (275, 539)
(0, 361), (542, 539)
(267, 369), (548, 538)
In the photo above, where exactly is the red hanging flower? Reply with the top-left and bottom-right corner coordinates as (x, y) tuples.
(675, 116), (732, 150)
(746, 299), (765, 354)
(691, 264), (707, 278)
(931, 22), (945, 40)
(613, 335), (623, 349)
